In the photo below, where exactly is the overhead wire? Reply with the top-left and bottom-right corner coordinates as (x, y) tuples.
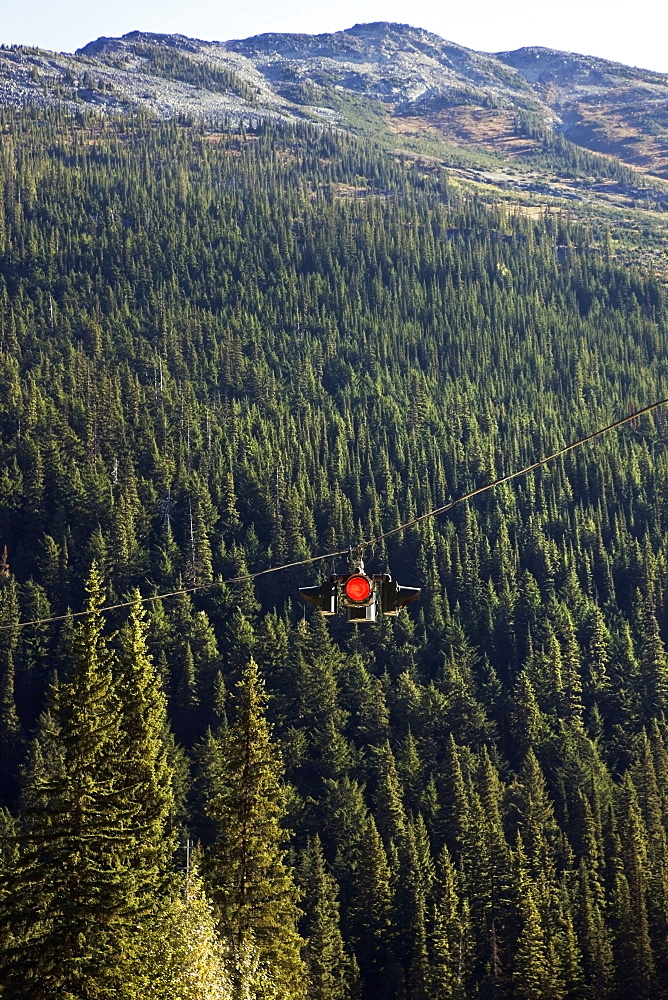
(2, 396), (667, 633)
(368, 395), (668, 546)
(0, 547), (353, 632)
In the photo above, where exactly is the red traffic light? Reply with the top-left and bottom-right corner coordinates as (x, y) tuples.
(299, 571), (419, 623)
(345, 575), (372, 602)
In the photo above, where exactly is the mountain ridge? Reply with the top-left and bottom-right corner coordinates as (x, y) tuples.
(2, 21), (668, 180)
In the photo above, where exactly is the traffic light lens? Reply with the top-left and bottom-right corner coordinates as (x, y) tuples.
(345, 576), (372, 602)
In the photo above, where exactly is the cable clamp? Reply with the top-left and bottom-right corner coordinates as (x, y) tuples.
(348, 544), (366, 575)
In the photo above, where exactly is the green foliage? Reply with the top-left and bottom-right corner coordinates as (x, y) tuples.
(0, 567), (169, 997)
(1, 107), (668, 997)
(116, 596), (177, 887)
(298, 836), (357, 1000)
(140, 865), (232, 1000)
(204, 658), (307, 998)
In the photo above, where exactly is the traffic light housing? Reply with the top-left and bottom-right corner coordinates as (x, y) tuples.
(381, 578), (422, 616)
(341, 573), (377, 623)
(299, 579), (338, 615)
(299, 573), (420, 623)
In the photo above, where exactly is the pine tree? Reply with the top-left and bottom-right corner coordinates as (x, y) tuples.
(638, 598), (668, 718)
(341, 656), (390, 748)
(347, 814), (397, 1000)
(0, 562), (21, 806)
(398, 729), (426, 820)
(614, 774), (658, 999)
(430, 844), (469, 1000)
(557, 607), (585, 727)
(373, 739), (408, 849)
(142, 861), (233, 1000)
(632, 731), (668, 972)
(512, 840), (562, 1000)
(582, 603), (611, 706)
(204, 657), (307, 999)
(475, 748), (513, 988)
(174, 640), (200, 745)
(510, 750), (561, 892)
(116, 596), (176, 892)
(575, 860), (614, 1000)
(551, 883), (586, 1000)
(0, 566), (146, 998)
(510, 671), (542, 762)
(291, 617), (352, 790)
(15, 579), (52, 727)
(298, 835), (357, 1000)
(222, 608), (257, 686)
(401, 816), (434, 1000)
(321, 774), (371, 926)
(436, 735), (470, 860)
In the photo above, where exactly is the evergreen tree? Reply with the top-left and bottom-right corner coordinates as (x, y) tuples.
(298, 835), (357, 1000)
(0, 566), (147, 998)
(638, 598), (668, 718)
(116, 596), (176, 891)
(373, 739), (408, 849)
(174, 641), (200, 745)
(430, 844), (469, 1000)
(575, 861), (614, 1000)
(614, 775), (658, 1000)
(512, 840), (563, 1000)
(401, 816), (434, 1000)
(347, 815), (397, 1000)
(436, 735), (470, 860)
(142, 862), (233, 1000)
(0, 557), (21, 806)
(204, 657), (307, 999)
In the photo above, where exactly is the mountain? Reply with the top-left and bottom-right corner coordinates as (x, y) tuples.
(4, 25), (668, 1000)
(2, 22), (668, 180)
(497, 46), (668, 175)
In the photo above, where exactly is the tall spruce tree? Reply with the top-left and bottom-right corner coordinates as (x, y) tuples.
(512, 839), (563, 1000)
(638, 598), (668, 719)
(347, 814), (397, 1000)
(116, 596), (176, 894)
(614, 775), (658, 1000)
(204, 657), (307, 999)
(430, 843), (470, 1000)
(142, 861), (233, 1000)
(0, 566), (147, 998)
(0, 560), (21, 807)
(298, 835), (358, 1000)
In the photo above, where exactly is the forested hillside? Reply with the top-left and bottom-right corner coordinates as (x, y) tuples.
(2, 107), (668, 998)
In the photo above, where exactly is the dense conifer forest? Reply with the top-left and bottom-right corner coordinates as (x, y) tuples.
(2, 106), (668, 998)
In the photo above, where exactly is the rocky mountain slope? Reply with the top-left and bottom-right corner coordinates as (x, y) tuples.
(498, 46), (668, 176)
(1, 21), (668, 180)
